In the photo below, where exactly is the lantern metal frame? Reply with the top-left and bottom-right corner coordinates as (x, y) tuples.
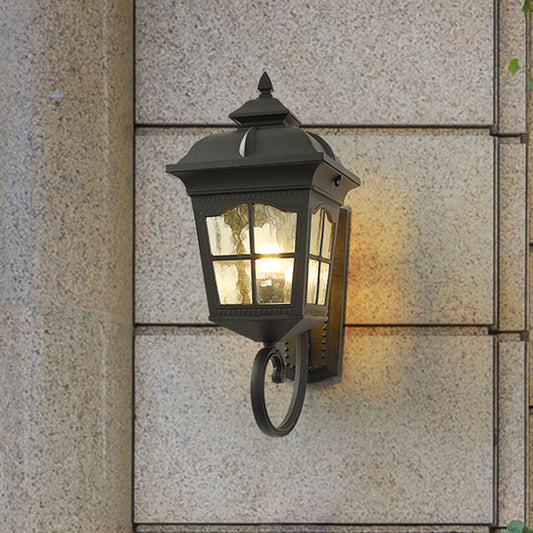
(166, 72), (360, 437)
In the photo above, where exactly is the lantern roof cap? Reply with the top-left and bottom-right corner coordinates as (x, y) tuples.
(228, 72), (302, 127)
(166, 73), (361, 192)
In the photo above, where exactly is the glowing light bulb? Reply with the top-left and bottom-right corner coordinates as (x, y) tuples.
(284, 260), (294, 281)
(256, 241), (293, 304)
(257, 242), (280, 254)
(257, 242), (282, 281)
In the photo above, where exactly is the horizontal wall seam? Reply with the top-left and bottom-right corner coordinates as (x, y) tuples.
(134, 323), (494, 329)
(135, 123), (494, 130)
(134, 522), (497, 528)
(133, 324), (495, 337)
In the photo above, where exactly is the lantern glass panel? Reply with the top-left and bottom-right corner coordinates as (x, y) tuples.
(322, 212), (334, 259)
(256, 257), (294, 304)
(207, 204), (250, 256)
(253, 204), (297, 254)
(307, 259), (320, 304)
(307, 208), (335, 306)
(317, 262), (330, 305)
(213, 260), (252, 304)
(309, 210), (322, 256)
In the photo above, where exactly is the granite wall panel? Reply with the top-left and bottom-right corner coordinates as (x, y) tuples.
(498, 0), (528, 134)
(497, 340), (528, 525)
(0, 2), (133, 320)
(0, 1), (133, 532)
(135, 0), (493, 125)
(498, 140), (528, 331)
(134, 329), (494, 525)
(0, 304), (132, 532)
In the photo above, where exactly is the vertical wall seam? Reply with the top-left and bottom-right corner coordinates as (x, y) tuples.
(494, 337), (500, 526)
(126, 0), (136, 528)
(494, 0), (499, 130)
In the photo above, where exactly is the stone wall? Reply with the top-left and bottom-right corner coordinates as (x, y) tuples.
(134, 1), (529, 531)
(0, 1), (133, 532)
(0, 1), (529, 532)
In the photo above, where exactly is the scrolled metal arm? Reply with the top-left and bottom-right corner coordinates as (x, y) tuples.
(250, 333), (309, 437)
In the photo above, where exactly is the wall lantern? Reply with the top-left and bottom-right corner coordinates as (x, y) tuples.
(166, 73), (360, 437)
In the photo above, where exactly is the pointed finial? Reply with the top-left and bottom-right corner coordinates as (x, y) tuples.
(258, 71), (273, 95)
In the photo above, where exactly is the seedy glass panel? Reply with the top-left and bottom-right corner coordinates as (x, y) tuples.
(253, 204), (297, 254)
(207, 204), (250, 256)
(213, 260), (252, 304)
(256, 258), (294, 304)
(306, 259), (320, 304)
(317, 262), (330, 305)
(321, 211), (334, 259)
(309, 209), (323, 256)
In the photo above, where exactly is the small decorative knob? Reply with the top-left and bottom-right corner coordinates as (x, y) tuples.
(258, 71), (273, 96)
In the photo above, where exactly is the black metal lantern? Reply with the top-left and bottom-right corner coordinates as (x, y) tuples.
(166, 73), (360, 437)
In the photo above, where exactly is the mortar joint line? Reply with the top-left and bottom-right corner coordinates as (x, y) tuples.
(488, 328), (530, 340)
(489, 127), (529, 142)
(135, 122), (494, 131)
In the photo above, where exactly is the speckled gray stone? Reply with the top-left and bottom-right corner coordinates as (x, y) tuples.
(319, 129), (495, 325)
(0, 1), (133, 532)
(0, 304), (132, 532)
(498, 0), (527, 133)
(0, 0), (133, 320)
(134, 329), (494, 524)
(497, 140), (527, 331)
(135, 1), (493, 125)
(136, 128), (494, 326)
(135, 128), (212, 324)
(530, 411), (533, 519)
(497, 340), (528, 525)
(135, 526), (491, 533)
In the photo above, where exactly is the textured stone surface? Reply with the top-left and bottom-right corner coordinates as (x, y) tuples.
(498, 0), (527, 133)
(136, 128), (494, 325)
(135, 1), (493, 125)
(0, 304), (132, 532)
(497, 340), (528, 525)
(497, 140), (528, 331)
(531, 255), (533, 406)
(0, 0), (133, 321)
(0, 1), (133, 532)
(331, 129), (495, 325)
(135, 328), (494, 524)
(530, 411), (533, 520)
(135, 128), (212, 324)
(135, 527), (491, 533)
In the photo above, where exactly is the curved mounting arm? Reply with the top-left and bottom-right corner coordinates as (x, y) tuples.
(250, 333), (309, 437)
